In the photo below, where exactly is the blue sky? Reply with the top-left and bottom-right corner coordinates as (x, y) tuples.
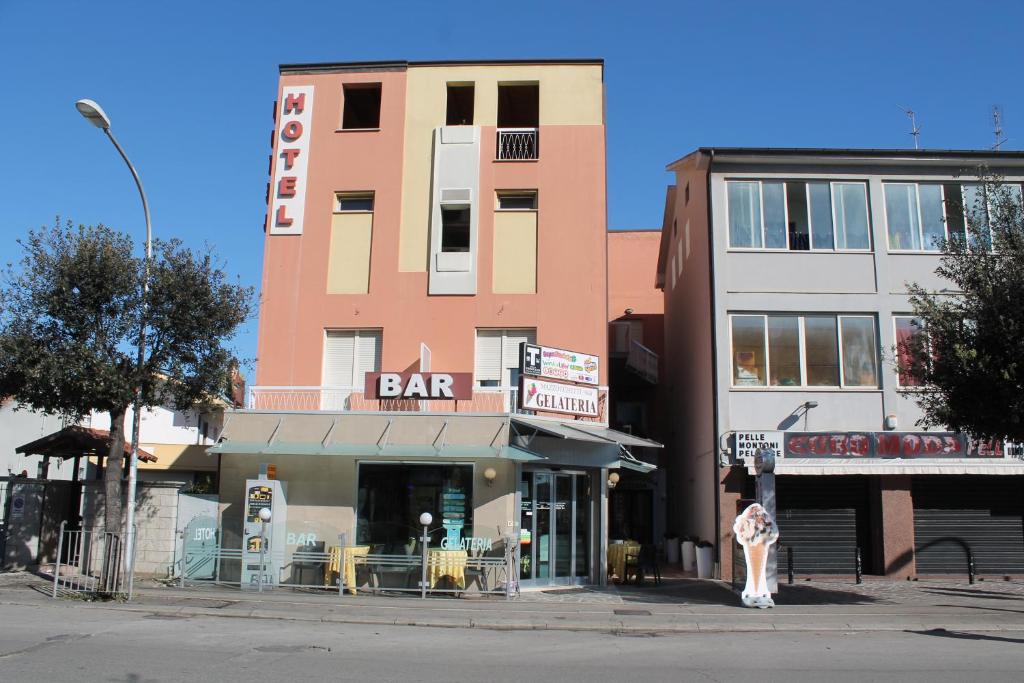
(2, 0), (1021, 378)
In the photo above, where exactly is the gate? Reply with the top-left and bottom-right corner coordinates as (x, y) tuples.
(51, 521), (134, 597)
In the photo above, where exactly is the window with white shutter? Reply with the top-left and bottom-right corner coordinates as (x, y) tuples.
(474, 328), (535, 387)
(322, 329), (382, 387)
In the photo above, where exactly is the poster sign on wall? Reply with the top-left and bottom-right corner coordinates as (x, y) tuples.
(521, 343), (599, 386)
(269, 86), (314, 235)
(780, 432), (1013, 459)
(733, 432), (784, 461)
(520, 377), (599, 417)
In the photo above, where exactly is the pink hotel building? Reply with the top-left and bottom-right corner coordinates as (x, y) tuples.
(211, 59), (660, 590)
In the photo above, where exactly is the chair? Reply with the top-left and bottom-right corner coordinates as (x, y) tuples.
(636, 544), (661, 586)
(622, 544), (641, 584)
(463, 547), (491, 593)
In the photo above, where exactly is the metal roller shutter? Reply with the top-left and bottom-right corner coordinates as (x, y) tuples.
(913, 477), (1024, 575)
(776, 477), (867, 575)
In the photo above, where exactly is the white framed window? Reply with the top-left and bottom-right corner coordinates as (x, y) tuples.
(496, 190), (537, 210)
(729, 314), (878, 389)
(893, 315), (927, 388)
(474, 328), (536, 387)
(322, 329), (382, 388)
(726, 179), (871, 252)
(336, 192), (375, 212)
(961, 182), (1023, 251)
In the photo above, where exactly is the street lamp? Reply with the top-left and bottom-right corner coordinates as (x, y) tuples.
(76, 98), (152, 598)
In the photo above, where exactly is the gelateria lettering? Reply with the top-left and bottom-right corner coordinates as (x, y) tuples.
(440, 536), (493, 551)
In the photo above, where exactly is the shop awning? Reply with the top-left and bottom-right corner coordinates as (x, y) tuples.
(511, 417), (663, 449)
(208, 411), (544, 460)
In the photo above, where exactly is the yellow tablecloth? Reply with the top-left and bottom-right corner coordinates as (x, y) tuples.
(326, 545), (370, 594)
(607, 541), (641, 582)
(427, 549), (467, 589)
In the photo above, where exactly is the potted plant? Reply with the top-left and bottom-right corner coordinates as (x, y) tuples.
(664, 531), (680, 564)
(696, 540), (715, 578)
(681, 535), (698, 572)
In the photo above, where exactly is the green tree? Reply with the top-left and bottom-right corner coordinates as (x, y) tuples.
(0, 219), (253, 535)
(903, 172), (1024, 442)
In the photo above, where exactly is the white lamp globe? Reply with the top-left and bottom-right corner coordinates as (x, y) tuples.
(419, 512), (433, 527)
(258, 507), (272, 522)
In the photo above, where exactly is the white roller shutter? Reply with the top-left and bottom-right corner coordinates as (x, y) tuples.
(323, 331), (355, 386)
(474, 330), (503, 383)
(355, 330), (382, 388)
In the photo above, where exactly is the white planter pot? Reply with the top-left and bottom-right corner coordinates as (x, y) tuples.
(681, 541), (696, 571)
(696, 546), (714, 578)
(665, 538), (680, 564)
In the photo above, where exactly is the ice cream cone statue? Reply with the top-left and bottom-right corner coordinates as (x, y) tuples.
(733, 503), (780, 608)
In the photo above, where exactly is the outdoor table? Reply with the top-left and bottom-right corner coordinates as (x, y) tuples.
(606, 540), (641, 582)
(326, 545), (370, 594)
(427, 548), (467, 590)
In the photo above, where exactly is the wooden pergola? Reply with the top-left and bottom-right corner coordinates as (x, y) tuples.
(16, 425), (157, 480)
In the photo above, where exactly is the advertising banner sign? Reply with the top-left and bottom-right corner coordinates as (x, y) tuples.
(780, 432), (1011, 459)
(269, 86), (314, 235)
(520, 377), (599, 417)
(520, 343), (599, 386)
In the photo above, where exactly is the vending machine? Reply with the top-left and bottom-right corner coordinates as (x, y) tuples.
(241, 473), (287, 589)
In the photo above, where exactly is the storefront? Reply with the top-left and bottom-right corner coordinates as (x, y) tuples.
(734, 430), (1024, 578)
(209, 411), (658, 589)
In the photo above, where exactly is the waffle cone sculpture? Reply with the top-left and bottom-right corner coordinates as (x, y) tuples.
(733, 503), (780, 608)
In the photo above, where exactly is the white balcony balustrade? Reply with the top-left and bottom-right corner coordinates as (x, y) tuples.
(496, 128), (539, 160)
(246, 384), (608, 424)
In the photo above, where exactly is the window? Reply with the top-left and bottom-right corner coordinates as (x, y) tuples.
(341, 83), (382, 130)
(610, 320), (643, 355)
(322, 329), (382, 387)
(496, 191), (537, 210)
(497, 84), (539, 128)
(726, 180), (871, 251)
(475, 328), (536, 387)
(336, 192), (374, 212)
(884, 183), (955, 251)
(357, 464), (472, 549)
(730, 314), (878, 388)
(440, 206), (471, 252)
(894, 316), (926, 387)
(961, 182), (1022, 250)
(446, 84), (474, 125)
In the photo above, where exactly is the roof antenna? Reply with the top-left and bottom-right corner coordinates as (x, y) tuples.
(992, 106), (1008, 151)
(898, 105), (921, 149)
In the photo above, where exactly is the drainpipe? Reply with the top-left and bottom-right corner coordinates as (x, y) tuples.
(704, 149), (723, 578)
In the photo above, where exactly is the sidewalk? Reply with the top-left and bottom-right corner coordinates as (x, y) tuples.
(3, 571), (1023, 635)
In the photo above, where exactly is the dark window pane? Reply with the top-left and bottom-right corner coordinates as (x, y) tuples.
(786, 182), (810, 250)
(804, 316), (839, 386)
(441, 207), (471, 252)
(342, 84), (382, 129)
(768, 316), (801, 386)
(497, 84), (539, 128)
(338, 194), (374, 212)
(497, 193), (537, 210)
(446, 85), (475, 126)
(731, 315), (766, 386)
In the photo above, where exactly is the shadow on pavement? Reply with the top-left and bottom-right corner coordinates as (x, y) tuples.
(920, 587), (1023, 601)
(772, 583), (880, 606)
(908, 628), (1024, 645)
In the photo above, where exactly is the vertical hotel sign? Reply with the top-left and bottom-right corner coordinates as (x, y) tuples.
(269, 86), (314, 235)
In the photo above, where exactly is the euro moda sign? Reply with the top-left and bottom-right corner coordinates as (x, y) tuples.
(520, 343), (599, 386)
(520, 377), (599, 417)
(781, 432), (1012, 459)
(269, 86), (314, 235)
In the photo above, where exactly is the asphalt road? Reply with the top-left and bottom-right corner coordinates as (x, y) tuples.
(1, 602), (1023, 682)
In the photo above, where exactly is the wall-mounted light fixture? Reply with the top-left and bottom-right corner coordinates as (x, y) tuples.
(607, 471), (620, 489)
(803, 401), (819, 410)
(624, 308), (634, 315)
(483, 467), (497, 486)
(884, 414), (898, 431)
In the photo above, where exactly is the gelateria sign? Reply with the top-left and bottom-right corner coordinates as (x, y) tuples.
(269, 86), (314, 235)
(520, 377), (599, 417)
(521, 343), (599, 386)
(782, 432), (1016, 459)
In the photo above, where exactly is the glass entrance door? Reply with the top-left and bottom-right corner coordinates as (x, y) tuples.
(519, 471), (590, 587)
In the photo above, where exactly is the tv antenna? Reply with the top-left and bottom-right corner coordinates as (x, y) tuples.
(898, 105), (921, 149)
(992, 106), (1008, 151)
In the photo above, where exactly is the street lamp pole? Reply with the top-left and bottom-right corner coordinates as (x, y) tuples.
(75, 99), (151, 598)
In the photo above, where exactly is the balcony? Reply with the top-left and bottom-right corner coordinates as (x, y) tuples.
(496, 128), (539, 161)
(247, 385), (609, 424)
(626, 340), (658, 384)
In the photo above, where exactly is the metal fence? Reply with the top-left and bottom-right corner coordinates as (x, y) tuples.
(496, 128), (539, 160)
(180, 536), (520, 599)
(51, 520), (134, 598)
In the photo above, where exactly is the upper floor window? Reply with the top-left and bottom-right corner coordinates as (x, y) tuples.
(726, 180), (871, 251)
(961, 182), (1023, 251)
(885, 181), (1023, 251)
(496, 191), (537, 210)
(474, 328), (536, 388)
(440, 206), (471, 252)
(323, 329), (382, 388)
(496, 83), (539, 161)
(730, 313), (878, 389)
(446, 83), (475, 125)
(894, 316), (926, 387)
(336, 192), (375, 212)
(610, 320), (643, 356)
(341, 83), (382, 130)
